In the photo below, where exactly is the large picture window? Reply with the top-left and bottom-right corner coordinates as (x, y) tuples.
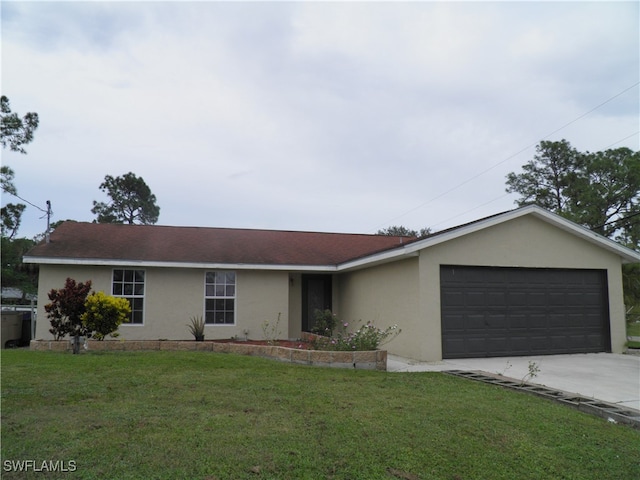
(205, 271), (235, 324)
(112, 269), (145, 324)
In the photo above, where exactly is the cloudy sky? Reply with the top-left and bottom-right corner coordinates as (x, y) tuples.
(2, 1), (638, 240)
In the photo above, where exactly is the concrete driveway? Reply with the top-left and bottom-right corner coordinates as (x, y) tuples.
(388, 352), (640, 412)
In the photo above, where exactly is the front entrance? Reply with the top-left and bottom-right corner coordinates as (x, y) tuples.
(302, 274), (332, 332)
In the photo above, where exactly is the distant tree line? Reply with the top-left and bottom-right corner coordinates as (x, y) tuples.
(376, 226), (432, 238)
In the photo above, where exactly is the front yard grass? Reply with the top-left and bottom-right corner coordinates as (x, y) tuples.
(2, 350), (639, 480)
(628, 320), (640, 337)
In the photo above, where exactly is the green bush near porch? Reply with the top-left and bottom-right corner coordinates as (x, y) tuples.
(2, 350), (639, 479)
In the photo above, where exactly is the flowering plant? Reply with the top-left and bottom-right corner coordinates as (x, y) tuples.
(312, 315), (401, 351)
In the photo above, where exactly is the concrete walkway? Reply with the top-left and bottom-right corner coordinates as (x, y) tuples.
(388, 352), (640, 412)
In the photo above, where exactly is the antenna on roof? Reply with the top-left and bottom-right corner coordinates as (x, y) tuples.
(45, 200), (52, 243)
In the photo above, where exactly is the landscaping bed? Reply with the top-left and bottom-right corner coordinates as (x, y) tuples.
(212, 338), (314, 349)
(29, 338), (387, 370)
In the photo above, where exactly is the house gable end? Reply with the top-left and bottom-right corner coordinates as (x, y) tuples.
(339, 206), (640, 271)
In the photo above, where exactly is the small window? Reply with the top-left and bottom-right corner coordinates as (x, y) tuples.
(205, 271), (235, 324)
(112, 269), (145, 324)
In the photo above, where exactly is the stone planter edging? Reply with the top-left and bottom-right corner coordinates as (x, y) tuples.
(29, 340), (387, 371)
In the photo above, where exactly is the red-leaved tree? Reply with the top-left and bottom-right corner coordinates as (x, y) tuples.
(45, 278), (92, 353)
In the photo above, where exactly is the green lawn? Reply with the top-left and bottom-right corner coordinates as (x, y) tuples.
(2, 350), (639, 480)
(628, 321), (640, 348)
(628, 321), (640, 337)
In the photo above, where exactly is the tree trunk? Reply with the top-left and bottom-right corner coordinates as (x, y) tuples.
(72, 335), (80, 354)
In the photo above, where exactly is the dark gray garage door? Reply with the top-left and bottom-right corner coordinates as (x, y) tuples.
(440, 266), (610, 359)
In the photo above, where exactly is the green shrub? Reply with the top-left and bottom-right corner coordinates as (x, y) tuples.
(81, 291), (131, 340)
(313, 318), (401, 351)
(187, 315), (205, 340)
(310, 309), (337, 336)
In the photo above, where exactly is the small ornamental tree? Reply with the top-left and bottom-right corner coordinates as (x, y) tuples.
(45, 278), (92, 353)
(81, 292), (131, 340)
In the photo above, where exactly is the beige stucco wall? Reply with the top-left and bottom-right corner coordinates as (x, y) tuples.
(32, 214), (629, 361)
(34, 265), (291, 341)
(286, 273), (309, 339)
(335, 258), (419, 357)
(336, 215), (627, 362)
(34, 265), (109, 340)
(416, 214), (627, 361)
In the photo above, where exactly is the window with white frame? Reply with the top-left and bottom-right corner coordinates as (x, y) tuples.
(205, 271), (236, 324)
(112, 269), (145, 324)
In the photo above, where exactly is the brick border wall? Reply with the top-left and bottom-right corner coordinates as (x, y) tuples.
(29, 340), (387, 371)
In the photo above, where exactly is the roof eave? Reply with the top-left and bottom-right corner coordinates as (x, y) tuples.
(22, 256), (339, 272)
(22, 205), (640, 271)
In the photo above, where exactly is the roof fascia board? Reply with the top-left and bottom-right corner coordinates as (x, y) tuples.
(22, 256), (338, 272)
(337, 250), (420, 272)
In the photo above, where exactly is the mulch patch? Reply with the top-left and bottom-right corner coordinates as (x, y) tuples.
(211, 339), (314, 349)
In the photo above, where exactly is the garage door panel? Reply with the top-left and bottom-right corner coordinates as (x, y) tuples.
(465, 314), (487, 330)
(528, 313), (548, 328)
(547, 270), (573, 285)
(442, 314), (464, 332)
(586, 335), (605, 348)
(487, 338), (509, 353)
(442, 339), (466, 356)
(550, 335), (570, 349)
(581, 293), (602, 306)
(565, 293), (586, 306)
(508, 292), (528, 306)
(553, 313), (580, 327)
(548, 292), (567, 306)
(582, 315), (604, 328)
(467, 292), (486, 307)
(528, 292), (547, 306)
(509, 337), (531, 353)
(442, 291), (465, 307)
(549, 313), (571, 325)
(530, 336), (552, 351)
(441, 266), (610, 358)
(487, 314), (508, 328)
(487, 292), (507, 306)
(466, 338), (487, 353)
(509, 314), (528, 329)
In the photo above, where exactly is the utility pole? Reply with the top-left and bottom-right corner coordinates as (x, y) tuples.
(45, 200), (52, 243)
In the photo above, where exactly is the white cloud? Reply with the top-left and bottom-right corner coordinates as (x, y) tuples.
(1, 1), (638, 239)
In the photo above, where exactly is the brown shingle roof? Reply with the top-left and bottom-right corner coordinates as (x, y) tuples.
(25, 221), (415, 266)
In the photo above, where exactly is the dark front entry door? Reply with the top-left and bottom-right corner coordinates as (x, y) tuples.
(302, 275), (332, 332)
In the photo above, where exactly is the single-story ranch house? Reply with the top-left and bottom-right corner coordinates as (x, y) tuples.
(24, 205), (640, 362)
